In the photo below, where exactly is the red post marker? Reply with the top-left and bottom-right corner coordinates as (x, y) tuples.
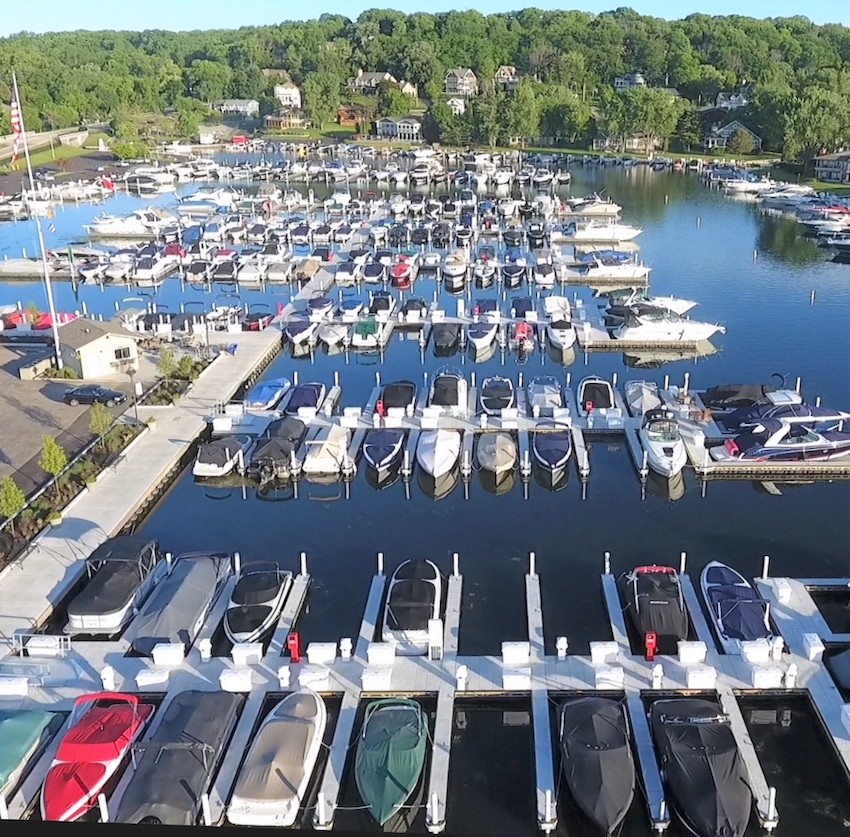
(645, 631), (657, 662)
(585, 401), (594, 413)
(376, 399), (386, 418)
(287, 632), (301, 663)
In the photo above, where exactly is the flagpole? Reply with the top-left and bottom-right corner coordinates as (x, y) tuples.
(12, 71), (63, 369)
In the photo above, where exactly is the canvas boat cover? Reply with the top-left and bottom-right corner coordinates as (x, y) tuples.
(196, 436), (244, 468)
(232, 565), (287, 606)
(481, 378), (514, 411)
(382, 381), (416, 410)
(363, 429), (405, 469)
(706, 585), (770, 643)
(115, 690), (241, 825)
(356, 317), (380, 337)
(650, 699), (752, 837)
(477, 432), (517, 472)
(512, 298), (533, 316)
(560, 697), (635, 834)
(286, 384), (324, 413)
(533, 426), (572, 468)
(580, 379), (614, 410)
(126, 553), (227, 656)
(828, 648), (850, 691)
(244, 379), (289, 409)
(231, 691), (323, 805)
(723, 401), (849, 431)
(355, 700), (427, 826)
(386, 560), (438, 632)
(250, 418), (306, 468)
(432, 375), (460, 407)
(0, 710), (54, 794)
(621, 569), (689, 641)
(68, 537), (158, 618)
(626, 382), (662, 415)
(432, 323), (460, 347)
(702, 383), (776, 410)
(527, 377), (562, 411)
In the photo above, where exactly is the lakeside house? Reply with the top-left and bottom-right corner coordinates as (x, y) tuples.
(715, 90), (749, 110)
(592, 134), (662, 153)
(446, 97), (466, 117)
(703, 119), (763, 152)
(813, 152), (850, 184)
(337, 104), (370, 127)
(445, 68), (478, 97)
(274, 82), (302, 110)
(495, 65), (521, 92)
(58, 318), (142, 379)
(214, 99), (260, 117)
(375, 116), (421, 142)
(614, 72), (646, 91)
(348, 70), (397, 93)
(264, 108), (310, 131)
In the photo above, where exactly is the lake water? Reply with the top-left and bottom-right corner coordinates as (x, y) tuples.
(2, 160), (850, 834)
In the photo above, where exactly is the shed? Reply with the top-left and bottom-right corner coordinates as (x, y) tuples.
(56, 318), (142, 379)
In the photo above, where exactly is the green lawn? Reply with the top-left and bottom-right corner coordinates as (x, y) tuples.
(262, 125), (357, 141)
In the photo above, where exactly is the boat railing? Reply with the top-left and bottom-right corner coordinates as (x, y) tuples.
(659, 713), (730, 726)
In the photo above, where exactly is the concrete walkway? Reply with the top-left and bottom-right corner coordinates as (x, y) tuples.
(0, 328), (281, 653)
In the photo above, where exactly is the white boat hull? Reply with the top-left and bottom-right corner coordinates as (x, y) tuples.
(416, 430), (461, 478)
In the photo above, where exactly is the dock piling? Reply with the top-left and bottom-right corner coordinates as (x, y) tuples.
(604, 551), (611, 575)
(0, 795), (7, 820)
(761, 555), (770, 580)
(680, 551), (687, 574)
(377, 551), (384, 576)
(98, 793), (109, 822)
(300, 552), (308, 577)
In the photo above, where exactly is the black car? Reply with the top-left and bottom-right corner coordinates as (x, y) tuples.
(63, 386), (127, 407)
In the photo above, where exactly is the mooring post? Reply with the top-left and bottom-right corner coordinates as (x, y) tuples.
(98, 793), (109, 822)
(529, 551), (536, 577)
(300, 552), (308, 577)
(762, 555), (770, 580)
(453, 552), (460, 578)
(680, 551), (687, 574)
(604, 551), (611, 575)
(377, 552), (384, 576)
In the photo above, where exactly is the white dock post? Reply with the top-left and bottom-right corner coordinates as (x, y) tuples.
(427, 792), (442, 833)
(663, 374), (669, 390)
(0, 795), (7, 820)
(233, 551), (241, 574)
(795, 376), (801, 394)
(652, 663), (664, 689)
(453, 552), (460, 578)
(680, 551), (687, 574)
(604, 551), (611, 575)
(100, 665), (116, 691)
(683, 372), (690, 396)
(316, 792), (330, 828)
(641, 449), (648, 478)
(456, 664), (468, 690)
(201, 792), (212, 826)
(377, 552), (384, 576)
(761, 554), (770, 579)
(529, 551), (536, 577)
(556, 636), (568, 659)
(98, 793), (109, 822)
(301, 551), (308, 577)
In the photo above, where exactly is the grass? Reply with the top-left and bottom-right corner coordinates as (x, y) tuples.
(763, 163), (850, 195)
(262, 125), (357, 141)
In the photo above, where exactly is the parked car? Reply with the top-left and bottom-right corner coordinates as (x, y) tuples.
(63, 386), (127, 407)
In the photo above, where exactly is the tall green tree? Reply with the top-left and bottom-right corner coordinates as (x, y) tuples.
(375, 81), (412, 118)
(303, 73), (340, 130)
(39, 436), (68, 500)
(0, 476), (26, 536)
(506, 80), (539, 147)
(89, 402), (114, 451)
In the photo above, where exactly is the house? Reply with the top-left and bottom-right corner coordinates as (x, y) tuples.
(375, 116), (421, 142)
(495, 65), (521, 92)
(57, 318), (142, 379)
(614, 72), (647, 91)
(274, 82), (302, 109)
(261, 68), (290, 80)
(446, 97), (466, 117)
(592, 134), (662, 153)
(337, 104), (370, 127)
(214, 99), (260, 117)
(348, 70), (398, 93)
(398, 80), (419, 98)
(445, 68), (478, 97)
(813, 152), (850, 184)
(264, 108), (310, 131)
(716, 91), (749, 111)
(703, 120), (763, 152)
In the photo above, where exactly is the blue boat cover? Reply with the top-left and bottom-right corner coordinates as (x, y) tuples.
(707, 585), (770, 641)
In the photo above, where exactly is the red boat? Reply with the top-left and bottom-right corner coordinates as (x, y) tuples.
(40, 693), (154, 822)
(390, 255), (413, 289)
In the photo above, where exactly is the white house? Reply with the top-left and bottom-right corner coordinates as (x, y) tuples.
(813, 152), (850, 184)
(274, 82), (302, 109)
(445, 68), (478, 97)
(495, 65), (521, 92)
(614, 72), (646, 91)
(703, 120), (763, 152)
(57, 318), (142, 379)
(446, 97), (466, 117)
(376, 117), (421, 142)
(214, 99), (260, 117)
(348, 70), (398, 93)
(715, 91), (749, 110)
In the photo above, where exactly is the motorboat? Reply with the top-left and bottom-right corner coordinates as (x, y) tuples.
(355, 699), (427, 830)
(66, 536), (163, 636)
(302, 423), (352, 476)
(193, 434), (253, 478)
(441, 250), (468, 279)
(247, 417), (308, 482)
(125, 552), (231, 656)
(429, 366), (468, 415)
(378, 379), (417, 414)
(577, 375), (617, 417)
(479, 375), (516, 415)
(624, 380), (663, 417)
(336, 260), (361, 285)
(559, 697), (635, 836)
(510, 296), (535, 320)
(602, 287), (696, 317)
(111, 690), (242, 825)
(381, 558), (442, 655)
(531, 260), (556, 288)
(284, 318), (319, 346)
(501, 261), (526, 288)
(41, 694), (155, 822)
(511, 320), (536, 353)
(390, 255), (415, 288)
(362, 428), (407, 476)
(400, 296), (429, 324)
(317, 322), (349, 348)
(367, 290), (396, 320)
(362, 261), (386, 284)
(718, 390), (850, 433)
(339, 298), (365, 322)
(710, 418), (850, 462)
(227, 689), (327, 827)
(284, 382), (327, 416)
(243, 378), (292, 411)
(432, 322), (462, 355)
(546, 301), (576, 349)
(638, 408), (688, 478)
(472, 259), (496, 286)
(561, 219), (642, 242)
(307, 295), (334, 321)
(700, 561), (774, 654)
(612, 308), (725, 342)
(417, 429), (461, 478)
(526, 375), (563, 416)
(650, 699), (753, 837)
(467, 298), (501, 351)
(84, 209), (175, 238)
(566, 249), (650, 281)
(699, 378), (784, 413)
(0, 709), (57, 800)
(476, 431), (517, 475)
(618, 565), (689, 651)
(352, 316), (390, 350)
(532, 422), (573, 476)
(223, 561), (293, 644)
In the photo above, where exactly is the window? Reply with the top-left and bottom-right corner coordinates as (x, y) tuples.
(114, 346), (131, 361)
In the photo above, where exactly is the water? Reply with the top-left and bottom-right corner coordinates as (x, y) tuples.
(3, 161), (850, 833)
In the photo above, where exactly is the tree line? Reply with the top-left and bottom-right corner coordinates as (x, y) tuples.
(1, 9), (849, 163)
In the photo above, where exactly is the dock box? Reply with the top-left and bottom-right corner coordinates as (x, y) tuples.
(362, 665), (393, 690)
(298, 663), (330, 690)
(685, 665), (717, 689)
(803, 633), (825, 661)
(152, 642), (186, 667)
(0, 676), (28, 697)
(220, 668), (253, 693)
(590, 641), (619, 665)
(135, 668), (170, 688)
(750, 664), (784, 689)
(502, 641), (531, 667)
(306, 642), (337, 666)
(367, 642), (396, 667)
(741, 639), (772, 664)
(678, 641), (707, 665)
(594, 665), (624, 689)
(502, 667), (532, 690)
(774, 577), (792, 603)
(231, 642), (263, 666)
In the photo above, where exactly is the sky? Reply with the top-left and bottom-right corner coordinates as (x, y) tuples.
(1, 0), (848, 37)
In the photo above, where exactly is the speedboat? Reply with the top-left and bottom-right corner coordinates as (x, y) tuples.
(111, 690), (242, 825)
(223, 561), (293, 644)
(501, 261), (526, 288)
(302, 423), (352, 476)
(390, 255), (414, 289)
(65, 537), (163, 636)
(479, 375), (516, 415)
(355, 699), (427, 831)
(638, 408), (688, 478)
(719, 390), (850, 433)
(700, 561), (774, 654)
(126, 552), (230, 656)
(318, 322), (349, 348)
(227, 689), (327, 827)
(561, 219), (642, 242)
(368, 290), (396, 319)
(577, 375), (616, 417)
(526, 375), (563, 416)
(41, 694), (155, 822)
(710, 418), (850, 462)
(612, 309), (726, 342)
(532, 422), (572, 476)
(284, 318), (319, 346)
(603, 287), (696, 317)
(193, 434), (253, 478)
(559, 697), (635, 836)
(362, 261), (386, 284)
(247, 417), (308, 482)
(378, 379), (417, 414)
(476, 431), (517, 475)
(352, 316), (389, 350)
(284, 382), (327, 416)
(650, 699), (753, 837)
(472, 259), (496, 286)
(624, 380), (662, 417)
(243, 378), (292, 411)
(307, 295), (334, 321)
(336, 260), (361, 285)
(400, 296), (428, 323)
(417, 429), (461, 478)
(467, 299), (500, 350)
(511, 320), (536, 353)
(362, 428), (406, 476)
(432, 322), (462, 355)
(567, 250), (651, 281)
(618, 565), (689, 652)
(428, 366), (468, 415)
(699, 379), (783, 413)
(339, 298), (365, 321)
(0, 710), (57, 801)
(381, 558), (442, 655)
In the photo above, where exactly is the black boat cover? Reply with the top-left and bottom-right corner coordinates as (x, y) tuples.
(115, 690), (242, 825)
(363, 429), (405, 469)
(382, 382), (416, 410)
(231, 566), (285, 606)
(701, 383), (776, 410)
(481, 378), (514, 411)
(650, 699), (752, 837)
(706, 585), (769, 642)
(250, 418), (306, 466)
(432, 375), (460, 406)
(620, 569), (689, 641)
(285, 384), (324, 413)
(432, 324), (460, 348)
(828, 648), (850, 691)
(560, 697), (635, 835)
(580, 380), (614, 410)
(386, 568), (436, 632)
(533, 429), (571, 468)
(196, 436), (244, 467)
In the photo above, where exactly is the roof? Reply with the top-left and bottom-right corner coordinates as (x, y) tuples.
(446, 68), (477, 79)
(58, 317), (141, 350)
(218, 99), (259, 107)
(275, 81), (299, 90)
(497, 65), (517, 75)
(354, 71), (395, 84)
(814, 151), (850, 162)
(712, 120), (761, 140)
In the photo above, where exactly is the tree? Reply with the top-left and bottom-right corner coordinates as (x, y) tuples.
(185, 60), (232, 102)
(375, 81), (412, 118)
(157, 346), (177, 382)
(506, 80), (540, 147)
(728, 127), (756, 155)
(176, 97), (209, 139)
(674, 104), (702, 152)
(89, 402), (113, 451)
(0, 476), (26, 536)
(783, 86), (850, 168)
(471, 91), (503, 148)
(39, 436), (68, 500)
(303, 73), (340, 130)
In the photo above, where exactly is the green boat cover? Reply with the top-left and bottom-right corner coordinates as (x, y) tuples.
(357, 318), (379, 337)
(0, 709), (55, 794)
(355, 699), (426, 826)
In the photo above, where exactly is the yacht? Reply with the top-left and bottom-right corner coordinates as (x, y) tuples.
(637, 408), (688, 478)
(612, 309), (725, 342)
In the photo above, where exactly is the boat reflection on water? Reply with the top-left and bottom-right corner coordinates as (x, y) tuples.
(533, 462), (570, 493)
(478, 465), (516, 496)
(645, 469), (686, 502)
(468, 340), (500, 365)
(365, 463), (403, 492)
(751, 479), (816, 497)
(547, 342), (577, 367)
(255, 479), (297, 503)
(623, 340), (718, 370)
(418, 464), (460, 501)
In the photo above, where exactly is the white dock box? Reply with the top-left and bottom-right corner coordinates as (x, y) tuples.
(362, 666), (393, 690)
(678, 641), (707, 665)
(211, 416), (233, 434)
(774, 577), (792, 604)
(298, 664), (330, 690)
(741, 638), (772, 664)
(152, 642), (186, 667)
(502, 667), (532, 690)
(367, 642), (396, 667)
(590, 641), (619, 665)
(135, 669), (169, 688)
(594, 665), (625, 690)
(750, 664), (784, 689)
(306, 642), (338, 666)
(220, 668), (253, 693)
(0, 677), (28, 697)
(803, 633), (825, 661)
(685, 665), (717, 689)
(231, 641), (263, 667)
(502, 641), (531, 667)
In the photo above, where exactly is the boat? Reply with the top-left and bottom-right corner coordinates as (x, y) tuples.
(362, 428), (407, 476)
(193, 434), (253, 478)
(532, 422), (573, 476)
(378, 379), (417, 414)
(467, 299), (501, 350)
(284, 318), (319, 346)
(428, 366), (468, 416)
(612, 309), (726, 342)
(227, 689), (327, 826)
(84, 209), (175, 238)
(302, 424), (352, 476)
(709, 418), (850, 462)
(700, 561), (774, 654)
(112, 690), (242, 825)
(511, 320), (536, 353)
(124, 552), (231, 656)
(351, 316), (389, 350)
(381, 558), (442, 655)
(432, 322), (462, 355)
(577, 375), (616, 417)
(66, 536), (163, 636)
(566, 250), (650, 281)
(41, 694), (155, 822)
(317, 322), (349, 348)
(441, 250), (468, 279)
(559, 697), (635, 836)
(479, 375), (516, 415)
(243, 378), (291, 411)
(526, 375), (563, 416)
(624, 380), (663, 417)
(390, 255), (414, 288)
(561, 219), (642, 243)
(0, 710), (56, 800)
(638, 408), (688, 478)
(699, 379), (782, 413)
(417, 429), (461, 478)
(355, 698), (427, 830)
(718, 390), (850, 433)
(223, 561), (294, 644)
(618, 565), (689, 650)
(284, 382), (327, 416)
(603, 287), (696, 317)
(650, 699), (753, 837)
(307, 295), (334, 321)
(247, 417), (308, 482)
(476, 431), (517, 475)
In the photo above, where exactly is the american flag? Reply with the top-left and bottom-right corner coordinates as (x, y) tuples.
(9, 88), (23, 166)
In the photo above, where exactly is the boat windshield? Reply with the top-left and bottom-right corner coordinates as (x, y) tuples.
(646, 419), (680, 442)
